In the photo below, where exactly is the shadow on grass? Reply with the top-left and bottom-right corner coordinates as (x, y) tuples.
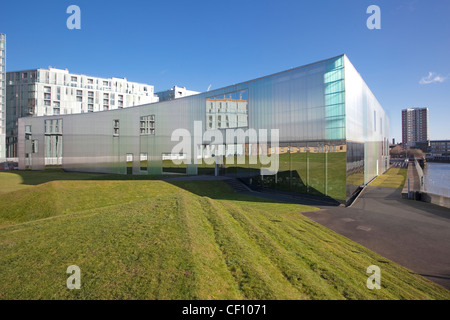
(3, 167), (339, 207)
(161, 164), (344, 206)
(4, 167), (173, 185)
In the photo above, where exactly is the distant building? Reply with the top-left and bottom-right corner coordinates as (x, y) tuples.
(6, 68), (159, 157)
(417, 140), (450, 161)
(0, 34), (5, 160)
(402, 107), (429, 149)
(156, 85), (199, 102)
(206, 95), (248, 130)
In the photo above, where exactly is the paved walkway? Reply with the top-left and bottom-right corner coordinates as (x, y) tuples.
(402, 161), (421, 196)
(302, 186), (450, 290)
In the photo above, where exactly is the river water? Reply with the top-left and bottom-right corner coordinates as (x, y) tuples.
(423, 162), (450, 197)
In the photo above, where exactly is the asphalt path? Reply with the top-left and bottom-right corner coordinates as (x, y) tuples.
(302, 186), (450, 290)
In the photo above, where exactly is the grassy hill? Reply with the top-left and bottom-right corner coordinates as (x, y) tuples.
(370, 168), (407, 189)
(0, 170), (448, 299)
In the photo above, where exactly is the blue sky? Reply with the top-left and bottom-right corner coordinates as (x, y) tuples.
(1, 0), (449, 141)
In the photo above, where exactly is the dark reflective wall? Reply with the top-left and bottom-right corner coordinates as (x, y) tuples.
(242, 141), (347, 201)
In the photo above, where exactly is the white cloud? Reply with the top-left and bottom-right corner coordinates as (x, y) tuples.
(419, 72), (447, 85)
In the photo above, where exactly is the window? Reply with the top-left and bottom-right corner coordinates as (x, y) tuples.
(140, 115), (155, 135)
(45, 119), (63, 134)
(77, 96), (82, 102)
(44, 93), (51, 100)
(71, 76), (77, 82)
(32, 140), (38, 153)
(374, 111), (377, 132)
(76, 90), (83, 96)
(140, 153), (148, 171)
(113, 119), (120, 136)
(125, 154), (134, 175)
(88, 104), (94, 112)
(44, 119), (63, 161)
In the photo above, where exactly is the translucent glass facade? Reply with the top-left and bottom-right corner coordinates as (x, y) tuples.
(18, 55), (389, 204)
(344, 56), (389, 198)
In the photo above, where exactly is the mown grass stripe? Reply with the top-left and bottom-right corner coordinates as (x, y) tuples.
(199, 197), (303, 299)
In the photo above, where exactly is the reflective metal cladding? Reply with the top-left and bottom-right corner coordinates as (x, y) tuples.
(18, 55), (389, 204)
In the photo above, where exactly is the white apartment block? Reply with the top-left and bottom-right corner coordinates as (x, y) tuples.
(0, 34), (6, 160)
(156, 85), (199, 101)
(206, 97), (248, 130)
(6, 67), (159, 157)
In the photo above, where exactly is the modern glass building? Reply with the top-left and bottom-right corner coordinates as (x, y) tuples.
(18, 55), (389, 204)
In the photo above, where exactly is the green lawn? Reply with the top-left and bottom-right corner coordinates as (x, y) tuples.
(0, 168), (103, 194)
(0, 169), (448, 299)
(370, 168), (407, 189)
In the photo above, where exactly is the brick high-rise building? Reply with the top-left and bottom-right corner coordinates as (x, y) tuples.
(402, 107), (429, 149)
